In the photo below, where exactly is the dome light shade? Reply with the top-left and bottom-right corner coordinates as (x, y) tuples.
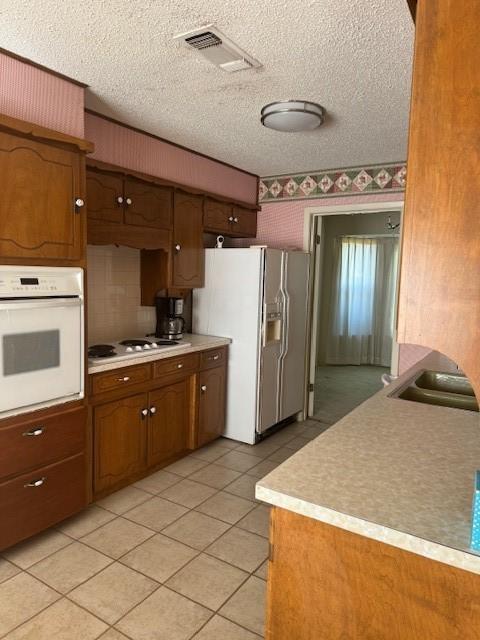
(261, 100), (325, 132)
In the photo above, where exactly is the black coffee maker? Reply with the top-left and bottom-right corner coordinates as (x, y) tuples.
(155, 296), (185, 341)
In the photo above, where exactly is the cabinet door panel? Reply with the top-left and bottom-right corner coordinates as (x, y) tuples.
(94, 393), (147, 493)
(204, 199), (233, 234)
(147, 380), (188, 467)
(0, 132), (83, 260)
(86, 170), (124, 223)
(198, 366), (226, 447)
(172, 192), (204, 288)
(124, 179), (173, 229)
(232, 206), (257, 237)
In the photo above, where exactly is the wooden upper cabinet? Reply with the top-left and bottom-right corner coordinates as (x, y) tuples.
(204, 198), (258, 238)
(86, 170), (123, 223)
(172, 191), (205, 288)
(397, 0), (480, 395)
(204, 198), (233, 234)
(93, 393), (147, 494)
(197, 365), (226, 447)
(124, 179), (173, 229)
(0, 131), (84, 260)
(147, 380), (189, 467)
(231, 205), (257, 237)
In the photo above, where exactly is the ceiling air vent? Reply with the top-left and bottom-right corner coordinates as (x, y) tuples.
(174, 24), (261, 73)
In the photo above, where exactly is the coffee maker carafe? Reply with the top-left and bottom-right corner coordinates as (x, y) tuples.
(155, 297), (185, 341)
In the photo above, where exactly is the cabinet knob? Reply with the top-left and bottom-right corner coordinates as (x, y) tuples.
(177, 363), (183, 369)
(233, 217), (239, 224)
(149, 406), (157, 415)
(75, 198), (85, 209)
(228, 216), (234, 222)
(117, 196), (124, 205)
(116, 376), (130, 382)
(141, 408), (149, 419)
(23, 426), (44, 437)
(175, 244), (181, 252)
(24, 477), (46, 488)
(209, 354), (220, 361)
(201, 385), (207, 393)
(125, 197), (132, 206)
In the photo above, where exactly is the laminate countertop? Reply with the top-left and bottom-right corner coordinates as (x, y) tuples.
(88, 334), (231, 374)
(256, 354), (480, 574)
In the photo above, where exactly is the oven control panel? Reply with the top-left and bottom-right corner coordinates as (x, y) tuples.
(0, 266), (83, 297)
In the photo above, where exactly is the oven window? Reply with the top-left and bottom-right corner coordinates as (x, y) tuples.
(3, 330), (60, 376)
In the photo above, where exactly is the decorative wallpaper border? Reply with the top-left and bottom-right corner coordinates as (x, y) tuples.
(259, 162), (406, 202)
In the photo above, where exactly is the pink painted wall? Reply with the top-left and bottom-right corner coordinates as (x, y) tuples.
(85, 112), (258, 205)
(0, 52), (85, 137)
(248, 192), (405, 250)
(243, 192), (433, 374)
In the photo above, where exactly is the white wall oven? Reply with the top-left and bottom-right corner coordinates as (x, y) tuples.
(0, 266), (84, 417)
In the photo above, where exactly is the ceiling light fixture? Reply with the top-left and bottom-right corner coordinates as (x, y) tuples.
(261, 100), (325, 132)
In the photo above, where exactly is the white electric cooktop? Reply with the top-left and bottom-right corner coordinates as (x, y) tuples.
(88, 337), (191, 365)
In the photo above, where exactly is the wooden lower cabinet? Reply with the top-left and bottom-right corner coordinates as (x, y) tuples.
(0, 403), (87, 551)
(0, 454), (86, 550)
(266, 507), (480, 640)
(198, 365), (226, 447)
(90, 347), (228, 498)
(94, 393), (147, 494)
(147, 379), (189, 467)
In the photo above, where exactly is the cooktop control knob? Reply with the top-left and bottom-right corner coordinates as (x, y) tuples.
(151, 343), (158, 348)
(135, 345), (142, 351)
(126, 346), (133, 352)
(144, 344), (151, 350)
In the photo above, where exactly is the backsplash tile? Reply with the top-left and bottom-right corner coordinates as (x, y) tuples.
(87, 245), (155, 344)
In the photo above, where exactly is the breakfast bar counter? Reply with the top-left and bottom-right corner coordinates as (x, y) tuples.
(257, 354), (480, 574)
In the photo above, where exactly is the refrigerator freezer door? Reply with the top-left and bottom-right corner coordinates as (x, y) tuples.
(258, 249), (284, 434)
(193, 249), (263, 444)
(279, 251), (310, 421)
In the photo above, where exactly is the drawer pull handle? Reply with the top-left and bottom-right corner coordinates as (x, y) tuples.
(141, 408), (149, 419)
(149, 406), (157, 415)
(116, 376), (130, 382)
(23, 427), (44, 437)
(177, 363), (184, 369)
(24, 477), (46, 488)
(201, 385), (207, 393)
(209, 354), (220, 361)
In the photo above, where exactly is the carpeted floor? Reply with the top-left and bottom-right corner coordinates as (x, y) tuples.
(312, 364), (388, 424)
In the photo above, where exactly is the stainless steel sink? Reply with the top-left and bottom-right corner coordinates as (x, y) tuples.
(392, 370), (479, 412)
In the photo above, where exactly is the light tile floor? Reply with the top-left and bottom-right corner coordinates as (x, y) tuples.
(0, 419), (331, 640)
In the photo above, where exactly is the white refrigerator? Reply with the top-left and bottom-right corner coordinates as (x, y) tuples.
(193, 248), (310, 444)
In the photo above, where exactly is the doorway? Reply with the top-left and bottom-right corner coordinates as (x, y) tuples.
(304, 202), (403, 421)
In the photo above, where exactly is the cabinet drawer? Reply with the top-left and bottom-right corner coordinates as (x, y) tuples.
(200, 347), (227, 370)
(0, 453), (87, 551)
(153, 353), (200, 379)
(0, 407), (86, 481)
(92, 364), (151, 395)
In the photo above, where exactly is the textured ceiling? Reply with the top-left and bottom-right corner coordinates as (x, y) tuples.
(0, 0), (414, 176)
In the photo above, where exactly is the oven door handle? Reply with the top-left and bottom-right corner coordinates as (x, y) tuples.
(0, 297), (82, 311)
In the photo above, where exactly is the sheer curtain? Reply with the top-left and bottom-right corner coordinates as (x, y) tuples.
(326, 235), (399, 366)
